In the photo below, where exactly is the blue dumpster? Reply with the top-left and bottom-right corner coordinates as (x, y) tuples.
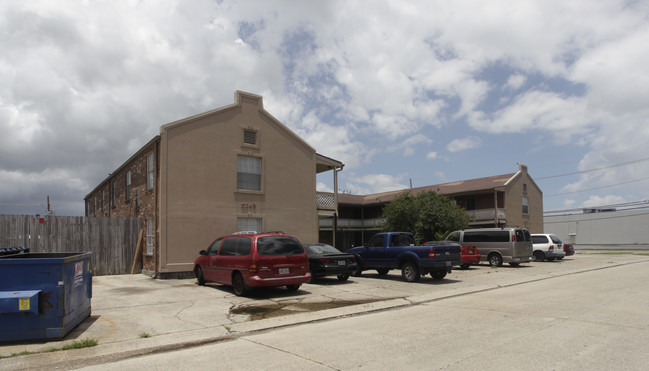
(0, 252), (93, 342)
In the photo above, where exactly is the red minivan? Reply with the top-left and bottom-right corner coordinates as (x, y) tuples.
(193, 232), (311, 296)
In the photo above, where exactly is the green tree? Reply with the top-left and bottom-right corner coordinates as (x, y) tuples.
(382, 191), (469, 244)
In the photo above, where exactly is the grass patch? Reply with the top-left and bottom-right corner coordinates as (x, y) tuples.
(139, 332), (151, 338)
(0, 339), (98, 360)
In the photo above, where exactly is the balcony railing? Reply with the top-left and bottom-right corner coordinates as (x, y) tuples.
(466, 208), (506, 221)
(316, 192), (336, 210)
(319, 217), (386, 229)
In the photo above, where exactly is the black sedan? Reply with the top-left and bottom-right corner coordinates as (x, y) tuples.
(304, 243), (357, 281)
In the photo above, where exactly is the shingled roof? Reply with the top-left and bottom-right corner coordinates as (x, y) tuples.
(338, 171), (518, 206)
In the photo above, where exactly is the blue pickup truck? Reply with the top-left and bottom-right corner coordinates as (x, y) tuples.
(347, 232), (462, 282)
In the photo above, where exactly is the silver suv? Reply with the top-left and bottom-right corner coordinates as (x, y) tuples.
(530, 234), (566, 262)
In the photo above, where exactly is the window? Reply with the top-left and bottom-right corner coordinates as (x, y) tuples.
(207, 238), (223, 255)
(135, 188), (140, 213)
(390, 233), (415, 247)
(147, 153), (155, 190)
(257, 236), (304, 256)
(369, 235), (385, 248)
(220, 237), (252, 256)
(466, 199), (476, 211)
(446, 231), (460, 242)
(532, 235), (549, 244)
(146, 219), (154, 255)
(126, 171), (132, 201)
(522, 196), (529, 214)
(243, 129), (257, 145)
(237, 155), (261, 191)
(237, 217), (261, 233)
(464, 231), (510, 243)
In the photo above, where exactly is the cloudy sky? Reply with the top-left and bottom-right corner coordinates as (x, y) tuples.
(1, 0), (649, 216)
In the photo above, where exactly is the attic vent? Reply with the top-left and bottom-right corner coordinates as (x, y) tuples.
(243, 130), (257, 145)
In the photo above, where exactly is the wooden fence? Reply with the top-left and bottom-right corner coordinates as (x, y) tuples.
(0, 215), (141, 276)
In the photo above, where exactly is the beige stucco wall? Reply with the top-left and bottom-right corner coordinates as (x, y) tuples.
(504, 165), (543, 233)
(158, 92), (318, 273)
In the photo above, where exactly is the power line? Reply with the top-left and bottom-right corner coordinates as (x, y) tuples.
(536, 156), (649, 180)
(544, 200), (649, 215)
(544, 176), (649, 197)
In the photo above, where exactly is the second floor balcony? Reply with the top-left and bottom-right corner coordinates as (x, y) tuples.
(316, 192), (336, 211)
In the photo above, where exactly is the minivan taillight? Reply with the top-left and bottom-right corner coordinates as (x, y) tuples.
(549, 245), (554, 251)
(429, 249), (436, 258)
(249, 261), (258, 273)
(512, 235), (516, 242)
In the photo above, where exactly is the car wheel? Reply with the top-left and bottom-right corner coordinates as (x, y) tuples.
(232, 272), (248, 296)
(488, 253), (503, 267)
(547, 257), (555, 262)
(195, 266), (205, 286)
(376, 268), (389, 275)
(337, 274), (349, 281)
(430, 270), (447, 280)
(459, 263), (470, 270)
(401, 261), (421, 282)
(286, 284), (301, 292)
(533, 251), (545, 262)
(557, 256), (564, 260)
(352, 264), (363, 277)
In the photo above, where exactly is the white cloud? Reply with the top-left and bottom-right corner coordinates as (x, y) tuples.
(344, 173), (408, 195)
(581, 195), (626, 208)
(2, 0), (649, 214)
(504, 74), (527, 91)
(388, 134), (433, 157)
(563, 199), (576, 209)
(447, 136), (482, 153)
(316, 182), (333, 193)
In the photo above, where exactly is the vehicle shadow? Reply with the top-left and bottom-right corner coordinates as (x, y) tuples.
(203, 282), (313, 298)
(352, 272), (462, 285)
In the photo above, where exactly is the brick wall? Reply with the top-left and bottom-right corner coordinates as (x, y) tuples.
(85, 138), (160, 275)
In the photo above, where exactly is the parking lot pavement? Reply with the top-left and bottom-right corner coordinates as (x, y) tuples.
(2, 250), (648, 370)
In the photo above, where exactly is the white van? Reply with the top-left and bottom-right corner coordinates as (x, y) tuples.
(445, 228), (533, 267)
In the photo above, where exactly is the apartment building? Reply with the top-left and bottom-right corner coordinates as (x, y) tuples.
(85, 91), (343, 277)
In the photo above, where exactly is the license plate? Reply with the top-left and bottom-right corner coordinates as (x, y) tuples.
(337, 260), (346, 266)
(278, 268), (289, 275)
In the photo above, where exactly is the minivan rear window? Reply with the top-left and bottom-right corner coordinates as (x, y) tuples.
(463, 231), (509, 243)
(257, 236), (305, 256)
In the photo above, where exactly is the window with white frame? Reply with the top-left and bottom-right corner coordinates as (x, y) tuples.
(237, 155), (261, 191)
(522, 196), (529, 214)
(147, 153), (155, 190)
(146, 219), (154, 255)
(237, 218), (261, 233)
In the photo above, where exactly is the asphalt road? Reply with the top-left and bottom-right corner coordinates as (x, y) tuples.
(75, 255), (649, 370)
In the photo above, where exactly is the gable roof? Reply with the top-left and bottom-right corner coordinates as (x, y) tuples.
(160, 90), (315, 153)
(338, 171), (519, 206)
